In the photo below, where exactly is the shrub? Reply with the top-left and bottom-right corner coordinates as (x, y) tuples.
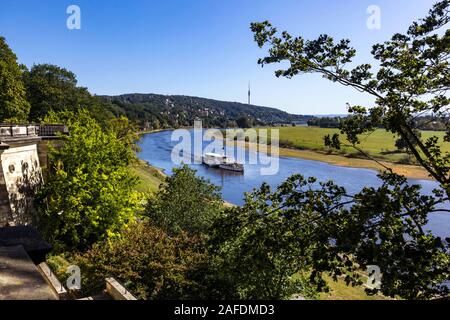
(146, 165), (223, 236)
(35, 110), (142, 251)
(74, 222), (207, 299)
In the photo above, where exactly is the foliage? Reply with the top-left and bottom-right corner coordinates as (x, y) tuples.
(307, 117), (342, 128)
(23, 64), (114, 123)
(0, 37), (30, 121)
(395, 128), (422, 153)
(46, 253), (72, 286)
(249, 1), (450, 299)
(251, 0), (450, 194)
(310, 115), (449, 131)
(146, 165), (223, 236)
(101, 93), (313, 129)
(415, 116), (448, 131)
(106, 116), (141, 152)
(74, 221), (207, 300)
(35, 110), (142, 251)
(212, 173), (450, 299)
(209, 186), (319, 299)
(236, 116), (253, 128)
(317, 273), (389, 300)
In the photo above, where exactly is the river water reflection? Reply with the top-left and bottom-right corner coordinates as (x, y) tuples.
(138, 130), (450, 238)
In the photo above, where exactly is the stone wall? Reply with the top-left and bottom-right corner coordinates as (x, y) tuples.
(0, 143), (43, 226)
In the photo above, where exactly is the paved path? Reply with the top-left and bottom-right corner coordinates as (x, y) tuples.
(0, 245), (56, 300)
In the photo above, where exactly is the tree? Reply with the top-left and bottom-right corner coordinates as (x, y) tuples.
(209, 186), (319, 299)
(24, 64), (86, 121)
(236, 116), (252, 128)
(75, 221), (207, 299)
(307, 117), (341, 128)
(146, 165), (223, 236)
(0, 37), (30, 122)
(395, 128), (422, 153)
(106, 116), (141, 152)
(23, 64), (113, 123)
(35, 110), (142, 251)
(152, 118), (160, 130)
(213, 173), (449, 299)
(251, 0), (450, 195)
(250, 0), (450, 299)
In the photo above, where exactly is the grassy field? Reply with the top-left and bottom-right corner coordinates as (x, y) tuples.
(317, 274), (389, 300)
(223, 126), (449, 180)
(291, 271), (390, 300)
(130, 160), (165, 193)
(272, 126), (449, 163)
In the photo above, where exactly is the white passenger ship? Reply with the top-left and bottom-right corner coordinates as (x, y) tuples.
(202, 153), (244, 173)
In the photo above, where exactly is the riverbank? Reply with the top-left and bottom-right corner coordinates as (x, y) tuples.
(130, 159), (165, 193)
(270, 126), (449, 164)
(139, 129), (434, 180)
(137, 128), (171, 137)
(137, 126), (193, 136)
(131, 159), (236, 207)
(258, 126), (449, 180)
(226, 139), (433, 180)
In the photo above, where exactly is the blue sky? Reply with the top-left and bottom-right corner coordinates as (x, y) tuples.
(0, 0), (438, 115)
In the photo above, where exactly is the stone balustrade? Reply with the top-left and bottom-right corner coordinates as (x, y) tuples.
(0, 124), (68, 140)
(0, 124), (68, 226)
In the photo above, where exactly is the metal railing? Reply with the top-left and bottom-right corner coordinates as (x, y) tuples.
(37, 124), (69, 137)
(0, 124), (68, 139)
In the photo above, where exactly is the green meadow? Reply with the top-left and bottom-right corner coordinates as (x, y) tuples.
(130, 160), (165, 193)
(267, 126), (450, 164)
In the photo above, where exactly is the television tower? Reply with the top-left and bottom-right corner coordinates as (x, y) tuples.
(248, 81), (251, 105)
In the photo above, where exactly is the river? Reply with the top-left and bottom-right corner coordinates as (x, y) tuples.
(138, 130), (450, 238)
